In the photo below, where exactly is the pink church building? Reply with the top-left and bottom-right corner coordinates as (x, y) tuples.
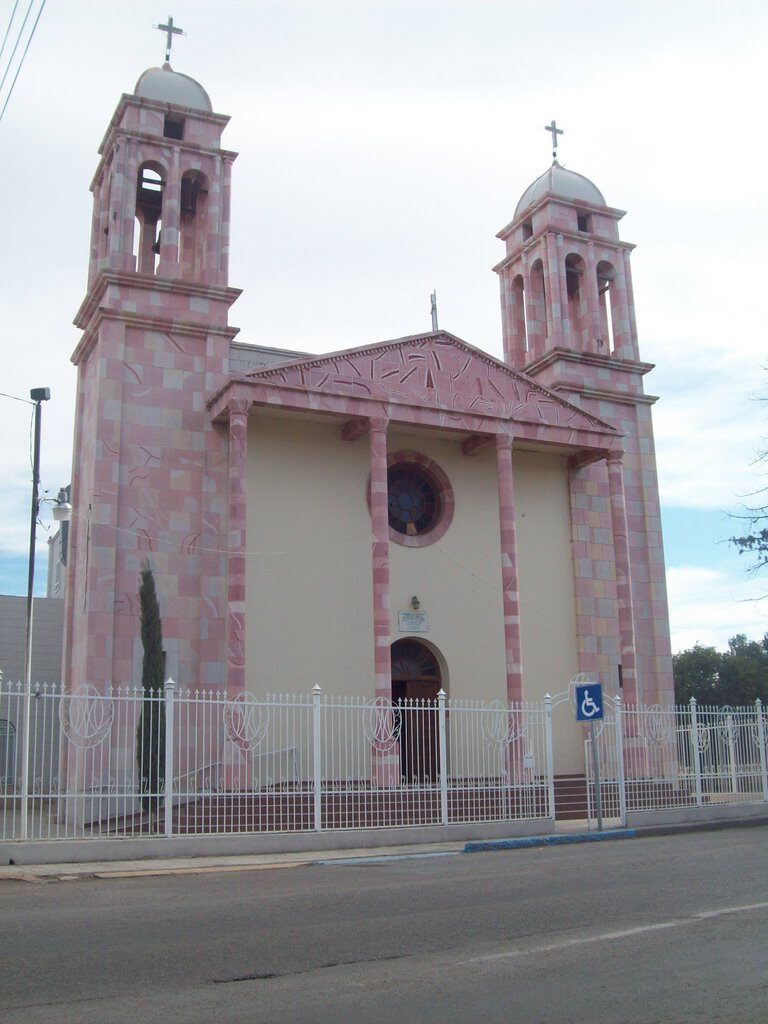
(63, 59), (673, 779)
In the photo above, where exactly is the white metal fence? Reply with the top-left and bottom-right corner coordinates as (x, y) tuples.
(0, 682), (551, 840)
(1, 681), (766, 841)
(585, 696), (768, 821)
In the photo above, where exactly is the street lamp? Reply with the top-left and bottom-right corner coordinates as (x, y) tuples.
(24, 387), (51, 692)
(21, 386), (50, 841)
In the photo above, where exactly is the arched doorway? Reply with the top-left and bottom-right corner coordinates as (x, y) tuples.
(391, 639), (442, 783)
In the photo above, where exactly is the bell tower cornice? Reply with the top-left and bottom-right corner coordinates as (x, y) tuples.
(74, 269), (242, 332)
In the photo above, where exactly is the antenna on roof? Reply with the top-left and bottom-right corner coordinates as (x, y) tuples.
(544, 119), (563, 162)
(430, 291), (439, 332)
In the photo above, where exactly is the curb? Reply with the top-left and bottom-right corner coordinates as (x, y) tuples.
(465, 829), (636, 852)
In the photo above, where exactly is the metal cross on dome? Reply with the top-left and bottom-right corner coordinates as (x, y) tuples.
(154, 15), (186, 63)
(544, 119), (563, 160)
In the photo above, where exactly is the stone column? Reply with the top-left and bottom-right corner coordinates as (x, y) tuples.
(556, 232), (570, 345)
(369, 418), (391, 702)
(622, 249), (639, 355)
(220, 156), (234, 279)
(107, 135), (127, 267)
(606, 452), (639, 705)
(226, 400), (250, 697)
(545, 232), (564, 345)
(585, 240), (601, 353)
(495, 434), (524, 703)
(369, 418), (399, 786)
(159, 149), (181, 273)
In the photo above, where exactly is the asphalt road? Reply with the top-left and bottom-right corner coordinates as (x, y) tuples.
(2, 827), (767, 1023)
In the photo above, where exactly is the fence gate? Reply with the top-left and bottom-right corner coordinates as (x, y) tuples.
(549, 677), (625, 827)
(584, 693), (625, 827)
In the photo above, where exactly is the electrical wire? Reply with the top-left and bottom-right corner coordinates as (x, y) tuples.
(0, 0), (46, 124)
(0, 0), (21, 65)
(0, 0), (34, 95)
(0, 390), (34, 404)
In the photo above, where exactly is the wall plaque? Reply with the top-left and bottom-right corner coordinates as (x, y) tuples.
(398, 610), (429, 633)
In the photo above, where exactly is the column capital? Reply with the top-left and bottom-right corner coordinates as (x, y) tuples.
(495, 432), (515, 451)
(226, 397), (251, 419)
(605, 448), (624, 465)
(369, 416), (389, 436)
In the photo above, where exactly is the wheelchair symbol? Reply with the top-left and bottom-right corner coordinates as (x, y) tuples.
(574, 682), (603, 721)
(580, 689), (599, 718)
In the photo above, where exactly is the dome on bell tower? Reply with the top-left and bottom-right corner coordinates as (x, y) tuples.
(134, 63), (212, 112)
(514, 161), (605, 219)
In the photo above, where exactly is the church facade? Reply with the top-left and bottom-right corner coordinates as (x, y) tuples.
(62, 61), (674, 778)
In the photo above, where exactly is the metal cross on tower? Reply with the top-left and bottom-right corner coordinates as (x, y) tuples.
(544, 119), (563, 160)
(154, 15), (186, 63)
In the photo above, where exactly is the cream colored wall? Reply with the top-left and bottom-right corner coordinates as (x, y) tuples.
(245, 416), (583, 771)
(246, 416), (374, 696)
(387, 430), (507, 703)
(513, 450), (582, 772)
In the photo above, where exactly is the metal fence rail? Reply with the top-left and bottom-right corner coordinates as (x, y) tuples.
(1, 681), (766, 841)
(586, 697), (768, 820)
(0, 682), (555, 840)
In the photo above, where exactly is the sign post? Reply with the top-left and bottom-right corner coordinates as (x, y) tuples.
(575, 683), (604, 831)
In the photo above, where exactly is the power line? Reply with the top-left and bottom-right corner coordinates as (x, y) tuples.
(0, 0), (34, 96)
(0, 0), (46, 124)
(0, 0), (21, 65)
(0, 390), (34, 404)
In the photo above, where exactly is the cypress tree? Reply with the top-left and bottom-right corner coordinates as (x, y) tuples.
(136, 561), (165, 819)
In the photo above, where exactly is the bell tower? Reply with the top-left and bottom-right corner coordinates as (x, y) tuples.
(494, 139), (674, 707)
(64, 55), (241, 698)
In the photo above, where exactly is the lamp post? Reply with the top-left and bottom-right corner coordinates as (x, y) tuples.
(20, 386), (50, 840)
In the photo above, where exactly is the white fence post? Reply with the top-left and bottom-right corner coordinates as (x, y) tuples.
(689, 697), (703, 807)
(756, 699), (768, 803)
(312, 685), (322, 832)
(614, 695), (627, 825)
(19, 680), (32, 841)
(544, 693), (555, 820)
(437, 688), (448, 825)
(725, 713), (737, 795)
(164, 678), (175, 839)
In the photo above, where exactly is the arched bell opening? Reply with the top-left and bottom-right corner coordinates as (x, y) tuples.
(528, 258), (548, 354)
(510, 273), (527, 360)
(179, 170), (210, 279)
(135, 162), (166, 275)
(565, 252), (587, 348)
(596, 260), (617, 354)
(391, 638), (444, 784)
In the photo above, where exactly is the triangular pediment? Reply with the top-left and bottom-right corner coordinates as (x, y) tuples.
(244, 331), (617, 435)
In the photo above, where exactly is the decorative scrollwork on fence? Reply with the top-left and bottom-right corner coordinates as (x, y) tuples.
(362, 696), (401, 752)
(482, 700), (525, 749)
(59, 685), (114, 748)
(716, 707), (737, 742)
(223, 692), (270, 752)
(749, 710), (768, 748)
(640, 706), (675, 746)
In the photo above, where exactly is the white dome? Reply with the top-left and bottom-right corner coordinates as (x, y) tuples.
(514, 161), (605, 219)
(134, 64), (212, 112)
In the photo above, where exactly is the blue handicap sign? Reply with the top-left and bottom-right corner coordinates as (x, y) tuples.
(575, 683), (604, 722)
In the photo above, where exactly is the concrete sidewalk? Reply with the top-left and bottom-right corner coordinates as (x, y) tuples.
(2, 815), (765, 882)
(0, 839), (468, 881)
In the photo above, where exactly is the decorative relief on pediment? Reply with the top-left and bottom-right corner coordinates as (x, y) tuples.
(246, 335), (613, 432)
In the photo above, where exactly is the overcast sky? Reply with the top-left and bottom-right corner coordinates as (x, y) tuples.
(1, 0), (767, 652)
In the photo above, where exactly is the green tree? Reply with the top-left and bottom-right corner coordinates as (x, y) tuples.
(673, 633), (768, 706)
(136, 562), (165, 820)
(672, 643), (723, 705)
(718, 634), (768, 705)
(730, 444), (768, 576)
